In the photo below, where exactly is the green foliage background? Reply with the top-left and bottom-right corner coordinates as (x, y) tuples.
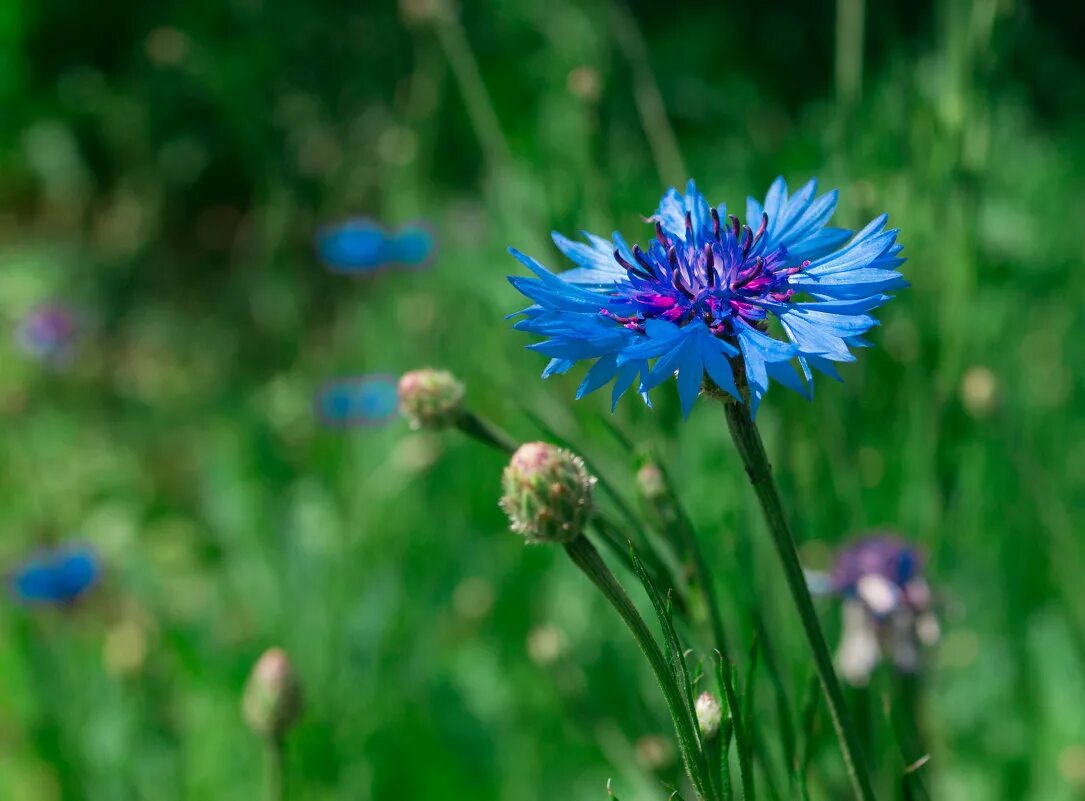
(1, 0), (1085, 798)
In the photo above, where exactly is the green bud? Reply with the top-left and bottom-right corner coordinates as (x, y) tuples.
(635, 462), (666, 503)
(399, 0), (452, 26)
(397, 368), (465, 430)
(634, 734), (676, 772)
(500, 442), (595, 544)
(243, 648), (303, 740)
(695, 691), (723, 740)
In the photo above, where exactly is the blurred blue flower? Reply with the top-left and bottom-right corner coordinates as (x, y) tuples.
(507, 179), (905, 416)
(15, 303), (78, 368)
(317, 218), (435, 274)
(830, 533), (922, 604)
(382, 224), (435, 268)
(315, 375), (399, 427)
(11, 545), (99, 605)
(821, 533), (939, 685)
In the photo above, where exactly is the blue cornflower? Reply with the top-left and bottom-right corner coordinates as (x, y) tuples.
(317, 218), (435, 274)
(10, 544), (100, 606)
(507, 178), (906, 416)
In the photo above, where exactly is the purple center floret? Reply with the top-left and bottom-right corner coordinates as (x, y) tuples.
(602, 209), (806, 339)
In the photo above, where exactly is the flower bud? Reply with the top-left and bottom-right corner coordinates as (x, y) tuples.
(635, 462), (666, 503)
(397, 368), (465, 430)
(635, 734), (676, 772)
(243, 648), (303, 740)
(399, 0), (452, 26)
(499, 442), (594, 544)
(695, 691), (723, 740)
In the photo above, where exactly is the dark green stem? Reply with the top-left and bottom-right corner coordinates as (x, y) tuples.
(721, 399), (876, 801)
(564, 536), (714, 801)
(455, 410), (517, 453)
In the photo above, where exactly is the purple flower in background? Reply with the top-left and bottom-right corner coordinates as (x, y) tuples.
(317, 218), (435, 274)
(315, 374), (399, 427)
(830, 534), (922, 600)
(820, 533), (940, 686)
(15, 303), (78, 368)
(507, 179), (905, 416)
(10, 544), (100, 606)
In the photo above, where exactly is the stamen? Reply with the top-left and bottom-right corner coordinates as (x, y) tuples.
(600, 308), (640, 326)
(710, 208), (721, 240)
(741, 225), (753, 259)
(733, 256), (764, 289)
(671, 270), (694, 299)
(655, 221), (669, 247)
(703, 243), (715, 288)
(754, 212), (768, 243)
(631, 244), (656, 274)
(684, 211), (693, 239)
(663, 246), (694, 298)
(614, 249), (650, 278)
(729, 215), (741, 239)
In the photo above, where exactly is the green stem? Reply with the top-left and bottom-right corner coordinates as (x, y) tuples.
(455, 410), (517, 454)
(591, 514), (691, 619)
(718, 723), (735, 801)
(607, 0), (687, 186)
(265, 736), (285, 801)
(721, 399), (877, 801)
(430, 9), (512, 169)
(458, 408), (690, 617)
(652, 465), (754, 800)
(564, 536), (714, 801)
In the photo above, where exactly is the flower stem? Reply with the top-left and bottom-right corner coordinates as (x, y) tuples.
(650, 463), (754, 800)
(455, 410), (517, 454)
(564, 535), (715, 801)
(264, 736), (285, 801)
(720, 399), (876, 801)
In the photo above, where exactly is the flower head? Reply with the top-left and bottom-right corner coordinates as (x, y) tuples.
(243, 647), (303, 739)
(824, 534), (939, 686)
(397, 368), (466, 430)
(11, 544), (99, 606)
(500, 442), (594, 544)
(635, 462), (666, 503)
(16, 303), (78, 368)
(317, 218), (435, 275)
(508, 179), (905, 416)
(695, 691), (723, 740)
(316, 374), (399, 427)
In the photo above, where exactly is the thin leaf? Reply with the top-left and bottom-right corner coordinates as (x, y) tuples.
(629, 547), (716, 800)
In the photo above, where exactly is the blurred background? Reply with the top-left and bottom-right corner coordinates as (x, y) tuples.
(2, 0), (1085, 798)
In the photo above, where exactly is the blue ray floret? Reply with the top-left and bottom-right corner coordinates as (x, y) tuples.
(508, 178), (906, 417)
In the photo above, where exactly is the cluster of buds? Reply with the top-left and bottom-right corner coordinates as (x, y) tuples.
(243, 648), (303, 740)
(397, 368), (465, 430)
(499, 442), (595, 544)
(825, 534), (940, 686)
